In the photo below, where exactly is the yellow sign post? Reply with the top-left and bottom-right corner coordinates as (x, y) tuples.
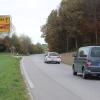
(0, 16), (10, 33)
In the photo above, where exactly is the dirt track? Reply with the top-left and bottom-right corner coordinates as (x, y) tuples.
(61, 52), (75, 65)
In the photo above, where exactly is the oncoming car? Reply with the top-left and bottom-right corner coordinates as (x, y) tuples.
(72, 46), (100, 79)
(44, 52), (61, 64)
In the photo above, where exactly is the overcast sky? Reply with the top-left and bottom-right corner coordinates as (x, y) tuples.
(0, 0), (61, 44)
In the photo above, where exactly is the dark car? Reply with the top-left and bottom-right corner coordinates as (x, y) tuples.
(72, 46), (100, 79)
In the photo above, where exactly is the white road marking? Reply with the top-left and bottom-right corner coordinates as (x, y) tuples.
(21, 59), (34, 89)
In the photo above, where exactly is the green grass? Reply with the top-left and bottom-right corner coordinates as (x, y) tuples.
(0, 53), (28, 100)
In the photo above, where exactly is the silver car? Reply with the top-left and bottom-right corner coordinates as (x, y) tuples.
(44, 52), (61, 64)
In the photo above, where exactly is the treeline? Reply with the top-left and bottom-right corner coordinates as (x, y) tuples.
(0, 34), (44, 54)
(41, 0), (100, 53)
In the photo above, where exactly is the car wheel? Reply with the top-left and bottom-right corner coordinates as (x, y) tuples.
(73, 66), (77, 75)
(58, 62), (60, 64)
(47, 62), (50, 64)
(82, 69), (87, 79)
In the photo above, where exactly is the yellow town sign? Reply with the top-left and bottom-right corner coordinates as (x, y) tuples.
(0, 16), (10, 33)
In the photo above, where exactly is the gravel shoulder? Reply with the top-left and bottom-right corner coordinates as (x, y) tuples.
(61, 52), (75, 65)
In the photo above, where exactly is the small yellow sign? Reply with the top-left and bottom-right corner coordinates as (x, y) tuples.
(0, 16), (10, 33)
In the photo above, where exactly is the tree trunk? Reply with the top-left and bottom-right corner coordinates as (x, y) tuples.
(67, 37), (69, 52)
(93, 0), (98, 45)
(95, 32), (98, 45)
(75, 37), (78, 49)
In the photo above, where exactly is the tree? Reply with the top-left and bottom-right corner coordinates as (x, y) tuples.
(11, 33), (21, 53)
(41, 0), (100, 53)
(41, 10), (67, 53)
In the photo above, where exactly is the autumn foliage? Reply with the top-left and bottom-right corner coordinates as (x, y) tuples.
(0, 34), (44, 54)
(41, 0), (100, 53)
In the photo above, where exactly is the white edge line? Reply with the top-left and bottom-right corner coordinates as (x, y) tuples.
(21, 58), (34, 89)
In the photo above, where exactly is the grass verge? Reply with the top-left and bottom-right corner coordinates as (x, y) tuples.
(0, 53), (28, 100)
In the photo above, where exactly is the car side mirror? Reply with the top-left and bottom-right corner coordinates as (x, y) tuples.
(80, 54), (87, 58)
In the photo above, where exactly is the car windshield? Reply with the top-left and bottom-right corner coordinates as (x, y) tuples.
(49, 53), (59, 56)
(91, 47), (100, 57)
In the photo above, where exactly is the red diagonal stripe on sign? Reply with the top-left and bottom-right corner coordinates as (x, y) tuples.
(0, 24), (10, 29)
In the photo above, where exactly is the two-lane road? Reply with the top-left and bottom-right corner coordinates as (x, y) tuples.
(21, 54), (100, 100)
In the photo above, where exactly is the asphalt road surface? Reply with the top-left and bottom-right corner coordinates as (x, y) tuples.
(21, 54), (100, 100)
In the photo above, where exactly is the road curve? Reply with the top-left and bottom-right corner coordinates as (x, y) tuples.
(21, 54), (100, 100)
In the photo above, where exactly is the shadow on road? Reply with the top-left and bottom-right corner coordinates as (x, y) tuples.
(76, 74), (100, 81)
